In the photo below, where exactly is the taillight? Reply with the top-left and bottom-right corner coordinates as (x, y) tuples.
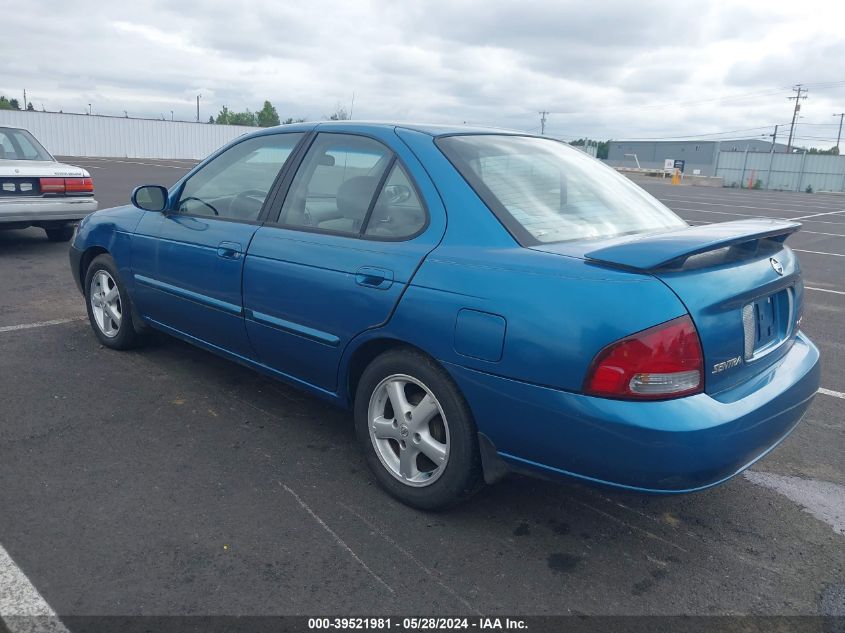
(39, 178), (65, 194)
(65, 177), (94, 194)
(584, 315), (703, 400)
(39, 177), (94, 195)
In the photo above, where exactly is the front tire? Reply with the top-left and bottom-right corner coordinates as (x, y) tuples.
(84, 254), (141, 349)
(354, 348), (484, 510)
(45, 224), (75, 242)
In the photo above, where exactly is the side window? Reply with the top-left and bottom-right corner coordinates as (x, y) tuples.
(364, 163), (426, 239)
(0, 132), (12, 158)
(177, 132), (304, 221)
(15, 133), (40, 159)
(280, 134), (391, 234)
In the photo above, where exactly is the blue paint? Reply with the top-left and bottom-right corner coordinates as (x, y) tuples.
(247, 309), (341, 347)
(453, 309), (506, 362)
(70, 121), (821, 495)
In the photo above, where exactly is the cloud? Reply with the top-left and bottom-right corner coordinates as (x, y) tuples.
(1, 0), (843, 144)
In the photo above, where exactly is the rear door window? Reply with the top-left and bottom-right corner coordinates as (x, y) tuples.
(279, 133), (392, 235)
(364, 163), (427, 239)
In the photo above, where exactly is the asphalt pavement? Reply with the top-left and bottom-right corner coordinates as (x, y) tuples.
(0, 159), (842, 626)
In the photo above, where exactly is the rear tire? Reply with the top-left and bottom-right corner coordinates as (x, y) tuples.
(45, 224), (75, 242)
(84, 254), (142, 350)
(354, 348), (484, 510)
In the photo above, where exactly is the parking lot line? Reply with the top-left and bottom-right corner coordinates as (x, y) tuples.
(818, 387), (845, 400)
(793, 249), (845, 258)
(791, 210), (845, 221)
(675, 216), (845, 238)
(339, 502), (480, 614)
(670, 207), (785, 219)
(280, 482), (395, 595)
(657, 197), (810, 214)
(0, 317), (85, 334)
(806, 286), (845, 296)
(80, 157), (193, 170)
(743, 471), (845, 535)
(0, 543), (70, 632)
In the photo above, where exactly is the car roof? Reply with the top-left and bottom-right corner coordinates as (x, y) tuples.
(247, 120), (532, 139)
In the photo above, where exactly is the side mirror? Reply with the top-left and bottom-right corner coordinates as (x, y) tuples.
(131, 185), (168, 212)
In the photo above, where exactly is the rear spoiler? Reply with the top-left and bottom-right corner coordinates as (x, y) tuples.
(584, 219), (801, 271)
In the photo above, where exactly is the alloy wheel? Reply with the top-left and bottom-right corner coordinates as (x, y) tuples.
(89, 270), (122, 338)
(367, 374), (450, 487)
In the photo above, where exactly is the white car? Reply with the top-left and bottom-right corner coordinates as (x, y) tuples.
(0, 125), (97, 241)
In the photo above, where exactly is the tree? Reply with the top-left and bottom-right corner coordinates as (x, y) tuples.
(215, 106), (231, 124)
(215, 105), (257, 126)
(256, 100), (280, 127)
(327, 104), (349, 121)
(282, 117), (306, 124)
(26, 102), (34, 111)
(208, 116), (215, 124)
(0, 96), (20, 110)
(229, 110), (257, 126)
(808, 146), (840, 155)
(568, 138), (610, 160)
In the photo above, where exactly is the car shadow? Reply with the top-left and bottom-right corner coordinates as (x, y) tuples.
(0, 226), (60, 255)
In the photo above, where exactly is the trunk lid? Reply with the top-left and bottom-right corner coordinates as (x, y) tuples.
(0, 160), (92, 198)
(0, 159), (89, 178)
(532, 220), (804, 394)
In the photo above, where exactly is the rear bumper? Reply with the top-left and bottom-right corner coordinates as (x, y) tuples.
(446, 332), (820, 493)
(0, 197), (97, 224)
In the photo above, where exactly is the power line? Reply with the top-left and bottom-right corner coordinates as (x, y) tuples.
(786, 84), (808, 153)
(619, 125), (791, 141)
(547, 87), (791, 115)
(795, 80), (845, 89)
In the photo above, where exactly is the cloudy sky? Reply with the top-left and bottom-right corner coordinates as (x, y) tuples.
(2, 0), (845, 146)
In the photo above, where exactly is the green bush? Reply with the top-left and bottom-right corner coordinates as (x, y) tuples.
(805, 185), (814, 194)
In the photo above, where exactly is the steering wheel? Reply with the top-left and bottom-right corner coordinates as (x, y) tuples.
(230, 189), (268, 217)
(180, 196), (219, 216)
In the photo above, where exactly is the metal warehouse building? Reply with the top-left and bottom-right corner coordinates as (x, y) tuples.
(607, 139), (788, 176)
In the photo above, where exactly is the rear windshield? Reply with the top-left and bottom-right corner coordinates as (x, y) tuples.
(0, 127), (53, 161)
(436, 134), (686, 245)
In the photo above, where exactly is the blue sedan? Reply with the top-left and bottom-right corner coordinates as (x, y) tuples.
(69, 122), (820, 509)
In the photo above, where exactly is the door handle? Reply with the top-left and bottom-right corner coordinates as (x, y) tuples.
(355, 266), (394, 289)
(217, 241), (242, 260)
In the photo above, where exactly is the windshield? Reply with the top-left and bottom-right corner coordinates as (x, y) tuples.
(436, 134), (686, 245)
(0, 127), (53, 161)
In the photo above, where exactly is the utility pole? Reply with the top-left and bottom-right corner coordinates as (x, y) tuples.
(834, 112), (844, 154)
(786, 84), (808, 153)
(196, 94), (201, 122)
(766, 125), (779, 190)
(23, 88), (26, 110)
(539, 111), (548, 135)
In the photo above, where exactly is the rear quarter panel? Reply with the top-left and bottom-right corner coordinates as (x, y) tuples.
(387, 128), (690, 392)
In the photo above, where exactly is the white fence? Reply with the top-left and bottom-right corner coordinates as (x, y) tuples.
(0, 110), (261, 159)
(715, 150), (845, 192)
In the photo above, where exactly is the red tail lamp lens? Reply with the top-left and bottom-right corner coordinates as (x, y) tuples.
(585, 315), (704, 400)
